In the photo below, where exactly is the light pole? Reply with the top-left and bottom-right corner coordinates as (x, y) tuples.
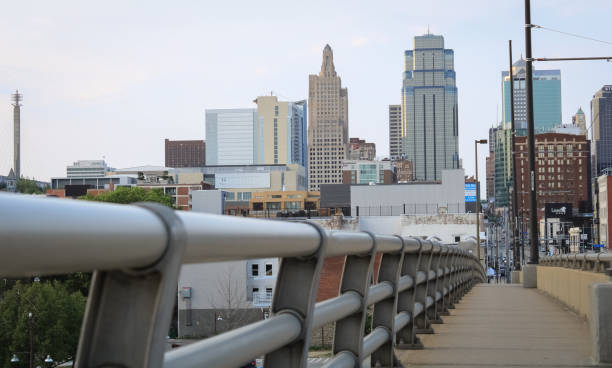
(475, 139), (488, 267)
(29, 312), (33, 368)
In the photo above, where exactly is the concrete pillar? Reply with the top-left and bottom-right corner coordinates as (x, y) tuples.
(590, 271), (612, 363)
(522, 264), (537, 288)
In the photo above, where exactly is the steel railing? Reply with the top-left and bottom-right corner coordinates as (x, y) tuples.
(0, 193), (485, 368)
(540, 253), (612, 273)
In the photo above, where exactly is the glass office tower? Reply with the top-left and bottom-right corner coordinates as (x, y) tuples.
(401, 33), (459, 181)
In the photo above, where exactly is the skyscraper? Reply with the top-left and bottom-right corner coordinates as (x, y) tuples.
(572, 107), (588, 138)
(592, 85), (612, 176)
(388, 104), (401, 160)
(254, 95), (307, 168)
(401, 33), (459, 181)
(502, 58), (561, 133)
(308, 45), (348, 191)
(205, 109), (258, 165)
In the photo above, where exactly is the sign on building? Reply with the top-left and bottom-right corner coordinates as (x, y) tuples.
(465, 183), (477, 203)
(545, 203), (572, 219)
(215, 172), (270, 189)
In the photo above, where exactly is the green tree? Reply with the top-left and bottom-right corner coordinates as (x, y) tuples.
(80, 186), (174, 208)
(16, 178), (47, 195)
(0, 282), (86, 368)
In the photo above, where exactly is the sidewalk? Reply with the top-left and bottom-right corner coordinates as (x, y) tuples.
(397, 284), (594, 367)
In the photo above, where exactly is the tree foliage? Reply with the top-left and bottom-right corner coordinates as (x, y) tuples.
(0, 281), (86, 368)
(79, 186), (174, 208)
(16, 178), (47, 195)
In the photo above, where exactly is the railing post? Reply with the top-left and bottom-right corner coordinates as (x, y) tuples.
(396, 238), (424, 350)
(332, 232), (378, 366)
(75, 203), (187, 368)
(264, 222), (328, 368)
(415, 240), (435, 334)
(437, 246), (451, 317)
(371, 235), (405, 367)
(444, 247), (457, 310)
(427, 243), (443, 324)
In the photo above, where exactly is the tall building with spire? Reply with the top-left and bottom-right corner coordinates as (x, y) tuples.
(12, 90), (22, 181)
(401, 33), (459, 181)
(308, 45), (348, 191)
(572, 107), (588, 138)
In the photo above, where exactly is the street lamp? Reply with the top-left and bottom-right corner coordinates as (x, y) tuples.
(475, 139), (488, 267)
(10, 354), (19, 364)
(44, 355), (53, 367)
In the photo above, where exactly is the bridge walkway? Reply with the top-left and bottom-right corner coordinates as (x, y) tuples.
(397, 284), (594, 368)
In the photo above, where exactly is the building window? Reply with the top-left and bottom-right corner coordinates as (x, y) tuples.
(251, 264), (259, 276)
(265, 263), (273, 276)
(253, 287), (259, 293)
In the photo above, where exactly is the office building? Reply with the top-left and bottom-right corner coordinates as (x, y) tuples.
(205, 109), (258, 165)
(342, 160), (393, 185)
(172, 164), (306, 213)
(348, 138), (376, 161)
(389, 104), (402, 160)
(572, 107), (588, 138)
(514, 132), (590, 224)
(591, 86), (612, 177)
(486, 126), (498, 202)
(350, 169), (467, 216)
(165, 139), (206, 168)
(598, 174), (612, 249)
(66, 160), (113, 178)
(401, 33), (459, 181)
(249, 190), (320, 216)
(308, 45), (349, 191)
(501, 58), (561, 133)
(494, 127), (512, 207)
(394, 159), (413, 183)
(253, 95), (307, 167)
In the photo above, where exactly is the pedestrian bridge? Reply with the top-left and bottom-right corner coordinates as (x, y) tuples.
(398, 283), (593, 368)
(1, 194), (611, 367)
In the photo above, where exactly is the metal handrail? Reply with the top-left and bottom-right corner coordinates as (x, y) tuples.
(540, 253), (612, 273)
(0, 193), (484, 368)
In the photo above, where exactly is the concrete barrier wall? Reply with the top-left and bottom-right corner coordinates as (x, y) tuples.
(536, 266), (608, 320)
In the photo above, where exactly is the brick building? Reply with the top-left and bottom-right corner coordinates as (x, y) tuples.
(514, 132), (590, 225)
(348, 137), (376, 161)
(394, 159), (413, 183)
(165, 139), (206, 168)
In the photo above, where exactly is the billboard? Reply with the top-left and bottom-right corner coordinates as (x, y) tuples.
(545, 203), (572, 219)
(214, 172), (270, 189)
(464, 183), (477, 203)
(65, 184), (89, 197)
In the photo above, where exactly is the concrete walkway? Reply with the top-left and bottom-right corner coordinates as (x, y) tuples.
(397, 284), (594, 367)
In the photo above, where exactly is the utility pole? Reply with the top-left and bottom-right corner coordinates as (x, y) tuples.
(524, 0), (539, 264)
(509, 40), (521, 271)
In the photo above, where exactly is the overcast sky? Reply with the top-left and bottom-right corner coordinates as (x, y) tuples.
(1, 0), (611, 184)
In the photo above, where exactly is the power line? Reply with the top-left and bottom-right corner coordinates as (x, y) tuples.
(532, 24), (612, 46)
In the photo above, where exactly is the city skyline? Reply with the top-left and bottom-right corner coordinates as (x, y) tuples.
(1, 1), (611, 184)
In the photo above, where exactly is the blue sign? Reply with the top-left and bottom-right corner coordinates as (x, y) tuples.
(465, 183), (477, 203)
(593, 244), (604, 248)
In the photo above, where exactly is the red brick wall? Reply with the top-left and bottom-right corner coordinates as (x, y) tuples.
(316, 253), (382, 302)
